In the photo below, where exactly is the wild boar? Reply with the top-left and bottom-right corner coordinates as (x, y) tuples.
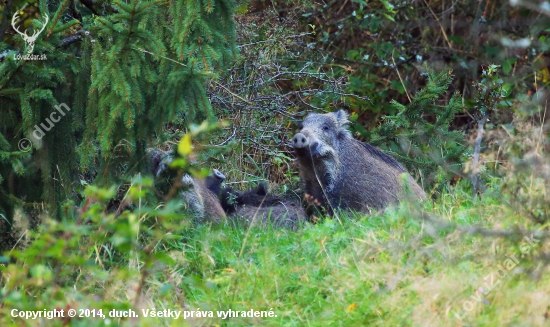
(180, 173), (227, 224)
(220, 182), (307, 230)
(291, 109), (426, 213)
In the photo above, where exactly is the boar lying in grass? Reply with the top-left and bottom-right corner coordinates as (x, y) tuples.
(180, 172), (227, 224)
(148, 150), (226, 224)
(218, 182), (307, 230)
(149, 150), (307, 229)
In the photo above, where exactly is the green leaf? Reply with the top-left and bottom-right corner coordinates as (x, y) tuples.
(30, 264), (53, 280)
(501, 83), (513, 97)
(382, 13), (395, 22)
(159, 283), (173, 295)
(448, 36), (464, 44)
(390, 80), (405, 94)
(346, 50), (359, 60)
(154, 252), (175, 265)
(502, 58), (516, 74)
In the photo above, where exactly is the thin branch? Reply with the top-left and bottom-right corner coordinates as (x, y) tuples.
(237, 32), (314, 48)
(215, 127), (237, 146)
(423, 0), (453, 49)
(138, 47), (253, 105)
(391, 49), (412, 102)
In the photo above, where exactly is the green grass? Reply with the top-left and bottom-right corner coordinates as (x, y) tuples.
(160, 199), (546, 326)
(1, 185), (549, 327)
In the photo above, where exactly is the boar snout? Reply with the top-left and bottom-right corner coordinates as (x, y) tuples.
(292, 133), (309, 149)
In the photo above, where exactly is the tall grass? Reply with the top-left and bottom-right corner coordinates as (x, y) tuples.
(2, 175), (548, 326)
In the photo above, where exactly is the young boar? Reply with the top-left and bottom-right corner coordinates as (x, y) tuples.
(291, 109), (426, 213)
(147, 149), (227, 223)
(180, 173), (227, 225)
(219, 182), (285, 214)
(205, 169), (226, 196)
(232, 201), (307, 231)
(220, 182), (308, 230)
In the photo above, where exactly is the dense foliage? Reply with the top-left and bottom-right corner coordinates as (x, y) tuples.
(0, 0), (237, 228)
(0, 0), (549, 326)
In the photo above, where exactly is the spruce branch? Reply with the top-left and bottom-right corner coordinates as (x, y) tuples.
(368, 68), (467, 183)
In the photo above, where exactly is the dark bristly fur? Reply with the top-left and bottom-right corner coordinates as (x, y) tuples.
(221, 183), (292, 209)
(232, 201), (307, 231)
(148, 149), (171, 177)
(219, 182), (273, 214)
(205, 169), (226, 196)
(219, 187), (240, 214)
(220, 182), (308, 230)
(291, 109), (426, 213)
(147, 150), (306, 229)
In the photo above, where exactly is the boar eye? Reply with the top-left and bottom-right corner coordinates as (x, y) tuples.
(322, 125), (329, 132)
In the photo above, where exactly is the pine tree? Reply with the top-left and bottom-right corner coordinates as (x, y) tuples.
(368, 69), (468, 182)
(0, 0), (237, 229)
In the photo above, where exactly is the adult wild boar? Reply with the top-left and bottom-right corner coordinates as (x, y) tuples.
(291, 110), (426, 213)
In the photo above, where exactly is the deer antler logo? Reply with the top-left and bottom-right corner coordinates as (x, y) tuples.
(11, 11), (49, 56)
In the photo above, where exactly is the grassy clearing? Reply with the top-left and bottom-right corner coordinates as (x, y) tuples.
(1, 182), (548, 327)
(152, 193), (547, 326)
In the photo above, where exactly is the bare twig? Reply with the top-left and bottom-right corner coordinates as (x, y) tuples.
(391, 49), (412, 102)
(423, 0), (453, 49)
(215, 127), (237, 146)
(138, 47), (253, 105)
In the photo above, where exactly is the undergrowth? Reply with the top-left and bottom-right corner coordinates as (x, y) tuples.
(1, 177), (548, 326)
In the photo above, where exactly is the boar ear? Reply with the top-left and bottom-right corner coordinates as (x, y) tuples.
(335, 109), (351, 139)
(335, 109), (349, 127)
